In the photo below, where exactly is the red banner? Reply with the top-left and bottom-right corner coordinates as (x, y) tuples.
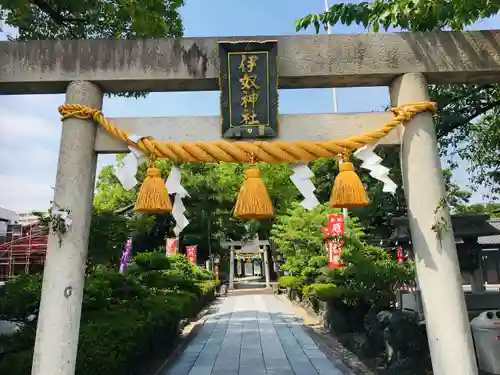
(165, 238), (177, 256)
(186, 245), (197, 265)
(325, 214), (345, 268)
(397, 247), (404, 263)
(327, 214), (345, 235)
(326, 240), (344, 268)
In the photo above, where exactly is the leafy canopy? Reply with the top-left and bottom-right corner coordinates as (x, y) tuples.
(295, 0), (500, 34)
(296, 0), (500, 199)
(271, 202), (414, 308)
(0, 0), (185, 40)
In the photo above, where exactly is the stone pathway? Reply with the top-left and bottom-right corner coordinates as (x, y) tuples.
(163, 294), (345, 375)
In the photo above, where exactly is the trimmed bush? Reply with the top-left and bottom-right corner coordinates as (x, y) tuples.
(199, 280), (219, 304)
(0, 349), (32, 375)
(303, 284), (341, 301)
(0, 253), (218, 375)
(278, 275), (300, 289)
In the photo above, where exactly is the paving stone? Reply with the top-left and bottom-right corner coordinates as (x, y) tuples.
(164, 294), (345, 375)
(239, 368), (266, 375)
(187, 364), (214, 375)
(163, 362), (193, 375)
(303, 349), (328, 360)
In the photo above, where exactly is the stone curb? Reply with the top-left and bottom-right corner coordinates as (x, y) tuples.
(274, 294), (376, 375)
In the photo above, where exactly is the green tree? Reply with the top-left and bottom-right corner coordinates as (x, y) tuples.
(0, 0), (184, 40)
(296, 0), (500, 198)
(271, 202), (414, 309)
(0, 0), (185, 98)
(92, 157), (301, 261)
(454, 202), (500, 218)
(271, 202), (363, 276)
(87, 211), (129, 270)
(442, 168), (472, 210)
(310, 153), (406, 238)
(295, 1), (499, 33)
(310, 157), (469, 237)
(33, 208), (132, 270)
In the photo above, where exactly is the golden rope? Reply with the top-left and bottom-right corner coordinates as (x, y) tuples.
(58, 102), (436, 164)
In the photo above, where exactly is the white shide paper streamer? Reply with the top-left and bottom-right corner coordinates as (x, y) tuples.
(51, 209), (73, 230)
(165, 166), (190, 236)
(353, 145), (397, 194)
(114, 134), (148, 190)
(290, 164), (320, 210)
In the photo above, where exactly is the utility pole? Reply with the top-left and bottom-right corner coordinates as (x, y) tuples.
(324, 0), (348, 225)
(206, 210), (213, 271)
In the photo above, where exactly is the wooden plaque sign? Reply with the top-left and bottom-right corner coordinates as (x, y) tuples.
(218, 40), (279, 139)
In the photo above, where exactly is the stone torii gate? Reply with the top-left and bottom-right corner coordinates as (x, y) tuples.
(2, 30), (500, 375)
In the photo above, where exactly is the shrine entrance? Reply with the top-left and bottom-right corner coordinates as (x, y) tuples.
(2, 29), (499, 375)
(222, 240), (272, 289)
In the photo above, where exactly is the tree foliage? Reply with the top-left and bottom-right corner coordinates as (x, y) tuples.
(0, 0), (184, 40)
(271, 202), (414, 309)
(271, 202), (362, 266)
(94, 149), (478, 255)
(454, 202), (500, 218)
(0, 0), (185, 98)
(296, 0), (500, 198)
(296, 1), (499, 34)
(92, 158), (301, 261)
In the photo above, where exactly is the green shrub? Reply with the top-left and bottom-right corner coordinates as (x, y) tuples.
(279, 275), (300, 289)
(303, 284), (343, 301)
(139, 269), (200, 293)
(131, 252), (171, 271)
(0, 349), (32, 375)
(161, 291), (200, 318)
(0, 290), (206, 375)
(0, 253), (220, 375)
(168, 254), (196, 278)
(193, 267), (215, 281)
(83, 268), (150, 312)
(199, 280), (218, 304)
(0, 274), (42, 323)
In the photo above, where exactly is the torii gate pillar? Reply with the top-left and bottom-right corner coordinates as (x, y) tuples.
(390, 73), (478, 375)
(31, 81), (102, 375)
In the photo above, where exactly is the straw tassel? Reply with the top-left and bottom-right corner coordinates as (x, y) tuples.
(234, 167), (274, 220)
(330, 161), (369, 208)
(134, 163), (172, 214)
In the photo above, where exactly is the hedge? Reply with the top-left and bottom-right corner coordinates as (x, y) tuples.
(303, 283), (341, 301)
(0, 252), (218, 375)
(0, 281), (218, 375)
(278, 275), (301, 289)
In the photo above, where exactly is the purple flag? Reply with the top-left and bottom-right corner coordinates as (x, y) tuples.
(119, 238), (132, 274)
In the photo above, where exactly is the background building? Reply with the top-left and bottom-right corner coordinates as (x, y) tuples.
(0, 207), (47, 281)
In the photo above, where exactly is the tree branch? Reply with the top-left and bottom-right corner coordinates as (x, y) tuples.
(30, 0), (67, 26)
(437, 99), (500, 137)
(30, 0), (84, 38)
(438, 84), (495, 109)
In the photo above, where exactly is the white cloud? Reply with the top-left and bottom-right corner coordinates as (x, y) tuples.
(0, 95), (120, 213)
(0, 173), (55, 213)
(0, 103), (61, 142)
(0, 105), (59, 212)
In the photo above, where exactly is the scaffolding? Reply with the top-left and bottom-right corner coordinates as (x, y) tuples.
(0, 222), (48, 281)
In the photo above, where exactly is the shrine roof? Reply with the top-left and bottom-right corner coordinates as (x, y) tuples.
(478, 219), (500, 246)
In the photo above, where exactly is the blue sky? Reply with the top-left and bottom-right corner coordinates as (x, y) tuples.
(0, 0), (499, 212)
